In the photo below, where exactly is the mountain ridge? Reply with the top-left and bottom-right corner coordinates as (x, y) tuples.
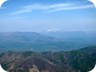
(0, 46), (96, 72)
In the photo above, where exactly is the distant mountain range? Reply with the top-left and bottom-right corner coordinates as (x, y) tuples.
(0, 32), (57, 52)
(0, 31), (96, 52)
(0, 32), (96, 72)
(0, 46), (96, 72)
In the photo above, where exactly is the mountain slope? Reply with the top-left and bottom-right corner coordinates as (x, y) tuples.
(0, 46), (96, 72)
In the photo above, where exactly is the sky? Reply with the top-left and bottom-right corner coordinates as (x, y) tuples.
(0, 0), (96, 32)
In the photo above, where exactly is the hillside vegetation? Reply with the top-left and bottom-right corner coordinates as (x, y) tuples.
(0, 46), (96, 72)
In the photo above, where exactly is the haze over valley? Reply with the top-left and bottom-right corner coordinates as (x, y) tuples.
(0, 31), (96, 52)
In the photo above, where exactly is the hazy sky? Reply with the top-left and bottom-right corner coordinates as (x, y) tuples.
(0, 0), (96, 32)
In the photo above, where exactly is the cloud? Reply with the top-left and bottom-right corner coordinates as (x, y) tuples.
(11, 3), (72, 15)
(46, 4), (94, 12)
(47, 28), (61, 32)
(11, 3), (94, 15)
